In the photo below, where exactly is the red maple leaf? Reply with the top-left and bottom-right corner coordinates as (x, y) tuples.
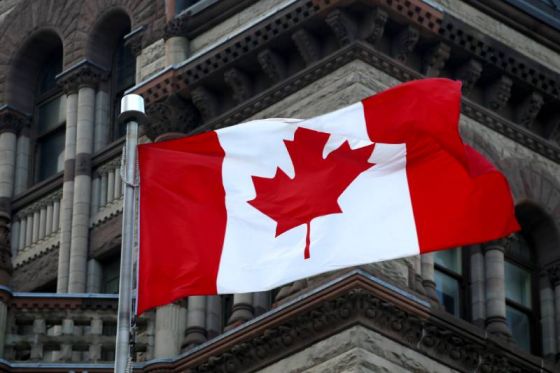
(248, 127), (376, 259)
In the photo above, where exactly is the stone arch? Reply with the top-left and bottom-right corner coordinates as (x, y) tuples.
(5, 30), (64, 113)
(499, 157), (560, 229)
(73, 0), (165, 67)
(0, 0), (79, 106)
(459, 123), (503, 168)
(86, 8), (132, 70)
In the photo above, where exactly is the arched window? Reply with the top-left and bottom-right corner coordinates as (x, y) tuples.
(33, 50), (65, 182)
(504, 233), (537, 353)
(111, 36), (136, 139)
(434, 247), (468, 318)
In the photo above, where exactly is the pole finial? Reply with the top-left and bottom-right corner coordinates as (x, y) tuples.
(119, 94), (147, 125)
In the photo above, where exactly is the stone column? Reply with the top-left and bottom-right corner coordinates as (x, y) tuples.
(86, 259), (102, 293)
(253, 291), (270, 317)
(0, 108), (23, 285)
(93, 89), (110, 152)
(421, 253), (439, 304)
(183, 296), (207, 347)
(483, 239), (511, 339)
(0, 300), (7, 358)
(165, 37), (189, 65)
(13, 127), (30, 196)
(154, 302), (187, 358)
(56, 90), (78, 292)
(227, 293), (254, 328)
(206, 296), (221, 339)
(470, 245), (486, 328)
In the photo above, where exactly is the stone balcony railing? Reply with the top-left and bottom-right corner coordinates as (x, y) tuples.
(0, 289), (154, 364)
(91, 155), (124, 228)
(10, 186), (62, 269)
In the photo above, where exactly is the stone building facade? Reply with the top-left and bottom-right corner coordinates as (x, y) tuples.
(0, 0), (558, 371)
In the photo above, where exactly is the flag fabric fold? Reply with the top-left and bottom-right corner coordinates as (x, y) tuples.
(136, 78), (519, 315)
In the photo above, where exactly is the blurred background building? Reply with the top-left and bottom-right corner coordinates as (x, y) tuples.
(0, 0), (559, 371)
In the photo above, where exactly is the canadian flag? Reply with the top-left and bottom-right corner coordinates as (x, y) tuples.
(137, 79), (519, 314)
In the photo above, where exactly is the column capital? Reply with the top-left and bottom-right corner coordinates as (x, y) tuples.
(0, 105), (31, 135)
(56, 59), (109, 94)
(482, 237), (510, 253)
(545, 261), (560, 287)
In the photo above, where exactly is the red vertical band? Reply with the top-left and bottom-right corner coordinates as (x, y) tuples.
(137, 131), (227, 315)
(362, 78), (519, 253)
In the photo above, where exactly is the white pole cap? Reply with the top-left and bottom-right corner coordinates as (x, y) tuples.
(119, 94), (147, 125)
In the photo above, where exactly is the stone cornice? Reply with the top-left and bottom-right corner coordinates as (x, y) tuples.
(129, 270), (553, 372)
(131, 0), (560, 164)
(56, 59), (109, 93)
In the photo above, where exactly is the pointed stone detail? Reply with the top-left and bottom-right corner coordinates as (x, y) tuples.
(257, 49), (287, 82)
(423, 42), (450, 77)
(145, 94), (200, 140)
(191, 86), (219, 122)
(455, 59), (483, 94)
(485, 75), (513, 111)
(516, 92), (544, 131)
(392, 26), (419, 63)
(362, 7), (388, 43)
(292, 29), (321, 66)
(325, 9), (357, 46)
(224, 68), (252, 104)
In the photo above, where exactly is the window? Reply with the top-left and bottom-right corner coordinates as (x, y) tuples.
(111, 36), (136, 139)
(34, 51), (65, 183)
(505, 233), (537, 352)
(434, 248), (465, 318)
(101, 256), (121, 294)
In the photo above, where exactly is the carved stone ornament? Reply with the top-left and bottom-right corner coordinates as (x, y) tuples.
(257, 49), (287, 82)
(56, 60), (109, 93)
(0, 106), (30, 135)
(224, 68), (252, 103)
(423, 42), (451, 77)
(325, 9), (357, 46)
(392, 25), (420, 63)
(190, 86), (218, 122)
(291, 28), (321, 66)
(145, 94), (201, 140)
(455, 59), (483, 94)
(362, 7), (388, 43)
(486, 75), (513, 111)
(516, 92), (544, 131)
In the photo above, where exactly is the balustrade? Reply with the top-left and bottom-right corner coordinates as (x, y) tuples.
(10, 190), (62, 266)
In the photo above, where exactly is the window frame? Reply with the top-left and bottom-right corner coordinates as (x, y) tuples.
(433, 247), (471, 320)
(32, 55), (66, 185)
(504, 242), (541, 355)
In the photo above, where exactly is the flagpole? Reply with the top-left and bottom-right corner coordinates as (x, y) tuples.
(115, 94), (146, 373)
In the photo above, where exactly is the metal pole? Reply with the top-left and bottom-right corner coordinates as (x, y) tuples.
(115, 94), (146, 373)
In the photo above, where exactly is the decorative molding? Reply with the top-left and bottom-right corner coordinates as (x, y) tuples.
(423, 42), (451, 77)
(455, 59), (483, 94)
(485, 75), (513, 111)
(257, 49), (287, 83)
(144, 94), (200, 140)
(391, 25), (419, 63)
(224, 68), (252, 104)
(0, 106), (30, 135)
(546, 262), (560, 287)
(326, 9), (358, 46)
(362, 7), (388, 43)
(56, 60), (109, 93)
(292, 28), (321, 66)
(516, 92), (544, 131)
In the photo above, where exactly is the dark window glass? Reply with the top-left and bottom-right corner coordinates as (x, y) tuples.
(112, 37), (136, 139)
(102, 257), (121, 294)
(505, 260), (533, 351)
(506, 305), (531, 351)
(435, 270), (461, 316)
(434, 247), (465, 318)
(176, 0), (203, 13)
(34, 53), (65, 183)
(222, 294), (233, 330)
